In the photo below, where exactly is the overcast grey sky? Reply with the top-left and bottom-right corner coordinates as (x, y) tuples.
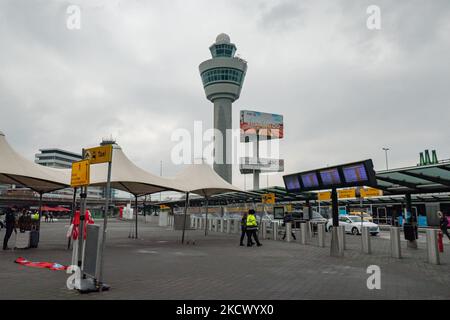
(1, 0), (449, 190)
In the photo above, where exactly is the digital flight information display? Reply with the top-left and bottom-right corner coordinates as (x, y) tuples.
(283, 174), (301, 192)
(301, 172), (320, 189)
(343, 164), (369, 183)
(319, 168), (341, 186)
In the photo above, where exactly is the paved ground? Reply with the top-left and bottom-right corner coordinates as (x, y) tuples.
(0, 218), (449, 300)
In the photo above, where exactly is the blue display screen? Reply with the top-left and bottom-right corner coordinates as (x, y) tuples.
(343, 164), (368, 183)
(284, 175), (300, 191)
(301, 172), (319, 189)
(319, 168), (341, 186)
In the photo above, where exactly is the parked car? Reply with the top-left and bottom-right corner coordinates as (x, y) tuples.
(348, 212), (373, 222)
(326, 215), (380, 235)
(310, 211), (328, 226)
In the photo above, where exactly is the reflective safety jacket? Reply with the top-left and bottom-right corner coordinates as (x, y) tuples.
(246, 214), (257, 229)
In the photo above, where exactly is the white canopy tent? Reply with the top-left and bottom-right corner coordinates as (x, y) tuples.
(0, 131), (70, 193)
(172, 163), (242, 242)
(0, 131), (70, 246)
(77, 144), (186, 239)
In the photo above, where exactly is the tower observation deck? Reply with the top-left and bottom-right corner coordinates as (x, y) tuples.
(199, 33), (247, 183)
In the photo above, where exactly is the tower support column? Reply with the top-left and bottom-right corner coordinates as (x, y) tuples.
(213, 98), (232, 183)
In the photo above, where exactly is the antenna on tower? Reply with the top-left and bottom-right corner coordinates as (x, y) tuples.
(100, 135), (116, 146)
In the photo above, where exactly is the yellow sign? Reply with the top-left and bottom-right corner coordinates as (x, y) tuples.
(71, 160), (90, 187)
(160, 205), (170, 210)
(262, 193), (275, 204)
(318, 189), (356, 200)
(338, 189), (356, 199)
(318, 191), (331, 201)
(84, 145), (112, 164)
(360, 188), (383, 198)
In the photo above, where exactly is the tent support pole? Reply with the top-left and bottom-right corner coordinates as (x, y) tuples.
(181, 192), (190, 244)
(67, 187), (77, 250)
(37, 192), (43, 247)
(135, 195), (138, 239)
(204, 196), (209, 236)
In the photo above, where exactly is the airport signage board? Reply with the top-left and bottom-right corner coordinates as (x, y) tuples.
(84, 145), (113, 164)
(239, 157), (284, 174)
(317, 189), (356, 201)
(240, 110), (283, 142)
(262, 193), (275, 204)
(360, 187), (383, 198)
(283, 159), (377, 193)
(70, 160), (90, 187)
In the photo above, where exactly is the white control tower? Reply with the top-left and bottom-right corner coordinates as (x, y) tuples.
(199, 33), (247, 183)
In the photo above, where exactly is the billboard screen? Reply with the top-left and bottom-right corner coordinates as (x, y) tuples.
(240, 110), (283, 142)
(319, 168), (342, 186)
(342, 164), (369, 183)
(239, 157), (284, 174)
(282, 159), (377, 193)
(300, 172), (320, 189)
(283, 174), (301, 192)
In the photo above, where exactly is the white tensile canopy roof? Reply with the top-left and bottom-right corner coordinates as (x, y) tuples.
(87, 144), (184, 196)
(0, 131), (70, 193)
(173, 163), (242, 197)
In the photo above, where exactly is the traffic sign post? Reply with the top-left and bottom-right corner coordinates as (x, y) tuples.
(85, 144), (113, 291)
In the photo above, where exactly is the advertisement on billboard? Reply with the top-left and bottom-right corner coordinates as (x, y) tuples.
(240, 110), (284, 142)
(239, 157), (284, 174)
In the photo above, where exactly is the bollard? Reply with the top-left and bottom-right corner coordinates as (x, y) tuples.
(426, 229), (440, 265)
(318, 223), (325, 247)
(300, 223), (308, 245)
(209, 218), (213, 231)
(262, 221), (267, 240)
(214, 219), (218, 232)
(390, 227), (401, 258)
(234, 219), (240, 234)
(307, 221), (313, 240)
(227, 219), (231, 234)
(362, 226), (371, 254)
(273, 222), (278, 241)
(337, 226), (345, 255)
(220, 218), (224, 233)
(285, 222), (292, 242)
(330, 227), (340, 257)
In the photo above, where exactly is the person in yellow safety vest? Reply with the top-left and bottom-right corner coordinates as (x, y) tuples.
(246, 209), (262, 247)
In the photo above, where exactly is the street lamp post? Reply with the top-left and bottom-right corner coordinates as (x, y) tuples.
(382, 147), (390, 170)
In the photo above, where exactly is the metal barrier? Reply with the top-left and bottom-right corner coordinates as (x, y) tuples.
(390, 227), (401, 258)
(261, 221), (267, 240)
(285, 222), (292, 242)
(300, 223), (308, 245)
(234, 219), (240, 234)
(362, 226), (371, 254)
(273, 222), (278, 241)
(318, 223), (325, 247)
(337, 226), (345, 255)
(426, 229), (440, 265)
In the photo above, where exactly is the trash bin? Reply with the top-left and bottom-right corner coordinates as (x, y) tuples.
(403, 224), (418, 241)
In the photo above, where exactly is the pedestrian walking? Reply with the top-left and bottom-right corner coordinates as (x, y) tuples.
(246, 209), (262, 247)
(240, 212), (252, 246)
(438, 211), (450, 241)
(3, 207), (17, 250)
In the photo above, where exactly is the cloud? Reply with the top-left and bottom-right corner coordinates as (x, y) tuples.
(0, 0), (449, 192)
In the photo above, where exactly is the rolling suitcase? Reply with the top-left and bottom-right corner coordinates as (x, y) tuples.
(30, 230), (39, 248)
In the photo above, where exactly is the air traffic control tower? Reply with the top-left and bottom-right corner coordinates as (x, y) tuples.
(199, 33), (247, 183)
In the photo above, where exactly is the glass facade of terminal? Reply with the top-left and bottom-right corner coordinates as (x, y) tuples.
(210, 44), (236, 57)
(201, 68), (244, 87)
